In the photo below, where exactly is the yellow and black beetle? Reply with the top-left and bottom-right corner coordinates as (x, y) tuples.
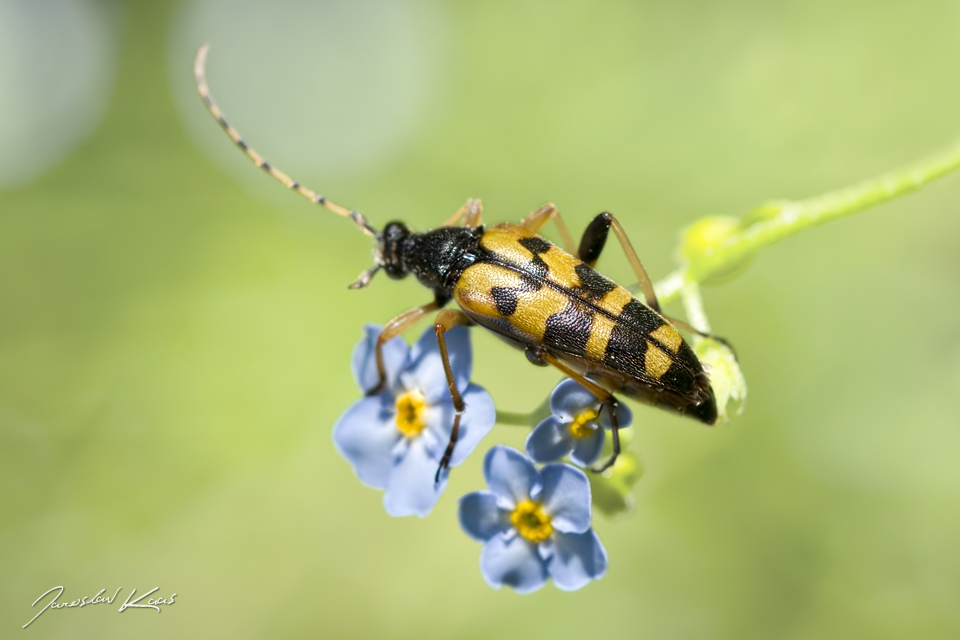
(194, 46), (726, 479)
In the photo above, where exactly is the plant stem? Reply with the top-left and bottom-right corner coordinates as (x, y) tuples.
(655, 140), (960, 304)
(496, 396), (552, 427)
(679, 281), (711, 334)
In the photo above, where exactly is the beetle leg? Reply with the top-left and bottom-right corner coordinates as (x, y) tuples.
(576, 212), (612, 267)
(519, 203), (577, 254)
(578, 212), (661, 313)
(434, 309), (472, 483)
(538, 352), (622, 474)
(659, 313), (738, 359)
(366, 300), (442, 395)
(443, 198), (484, 227)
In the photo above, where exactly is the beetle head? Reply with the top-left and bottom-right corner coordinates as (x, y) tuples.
(348, 221), (410, 289)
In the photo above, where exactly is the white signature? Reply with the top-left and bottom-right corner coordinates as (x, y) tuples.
(23, 586), (176, 628)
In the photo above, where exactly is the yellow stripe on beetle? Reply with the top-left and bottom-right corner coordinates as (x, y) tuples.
(644, 341), (673, 379)
(539, 246), (583, 289)
(454, 262), (570, 341)
(511, 289), (572, 341)
(586, 314), (617, 360)
(596, 286), (634, 317)
(454, 263), (527, 318)
(479, 224), (538, 263)
(649, 324), (683, 354)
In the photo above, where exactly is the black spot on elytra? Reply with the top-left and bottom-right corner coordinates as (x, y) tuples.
(618, 300), (663, 335)
(519, 236), (552, 255)
(511, 272), (544, 293)
(491, 287), (518, 316)
(542, 302), (593, 357)
(527, 255), (549, 280)
(574, 263), (616, 300)
(658, 363), (690, 390)
(603, 324), (647, 380)
(672, 340), (703, 374)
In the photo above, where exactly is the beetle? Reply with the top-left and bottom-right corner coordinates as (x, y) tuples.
(194, 46), (727, 479)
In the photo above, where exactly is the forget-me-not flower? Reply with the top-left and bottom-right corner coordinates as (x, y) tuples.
(458, 445), (608, 593)
(333, 324), (496, 518)
(525, 379), (633, 467)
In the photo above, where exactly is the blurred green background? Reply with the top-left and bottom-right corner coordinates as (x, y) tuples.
(3, 0), (960, 638)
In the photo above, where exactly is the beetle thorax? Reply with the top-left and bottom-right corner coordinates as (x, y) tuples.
(379, 222), (482, 299)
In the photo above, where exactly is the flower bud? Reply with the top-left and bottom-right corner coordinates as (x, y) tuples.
(678, 215), (754, 284)
(694, 338), (746, 420)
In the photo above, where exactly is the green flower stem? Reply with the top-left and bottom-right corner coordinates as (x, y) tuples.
(655, 140), (960, 304)
(494, 411), (534, 426)
(653, 270), (686, 305)
(679, 281), (711, 334)
(496, 395), (552, 427)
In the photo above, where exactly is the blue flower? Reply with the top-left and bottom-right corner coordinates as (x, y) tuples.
(525, 379), (633, 467)
(333, 324), (496, 518)
(458, 445), (608, 593)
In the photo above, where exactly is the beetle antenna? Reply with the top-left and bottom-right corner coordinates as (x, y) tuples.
(194, 45), (378, 239)
(348, 264), (382, 290)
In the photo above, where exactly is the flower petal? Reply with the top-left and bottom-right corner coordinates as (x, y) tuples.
(525, 415), (575, 463)
(458, 491), (510, 542)
(352, 324), (408, 394)
(539, 463), (591, 533)
(419, 398), (454, 461)
(383, 437), (447, 518)
(599, 400), (633, 430)
(569, 427), (606, 467)
(483, 445), (542, 509)
(401, 325), (472, 404)
(332, 395), (400, 489)
(480, 534), (548, 593)
(550, 379), (600, 421)
(416, 383), (494, 465)
(547, 530), (608, 591)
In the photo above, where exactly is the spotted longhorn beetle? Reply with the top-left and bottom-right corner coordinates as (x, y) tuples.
(194, 46), (729, 480)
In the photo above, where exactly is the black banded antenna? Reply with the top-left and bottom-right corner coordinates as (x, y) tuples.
(193, 45), (378, 238)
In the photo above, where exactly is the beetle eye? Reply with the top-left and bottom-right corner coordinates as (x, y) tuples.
(383, 263), (408, 280)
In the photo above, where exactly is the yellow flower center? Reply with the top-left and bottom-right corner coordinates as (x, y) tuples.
(395, 389), (427, 438)
(510, 500), (553, 543)
(569, 408), (599, 438)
